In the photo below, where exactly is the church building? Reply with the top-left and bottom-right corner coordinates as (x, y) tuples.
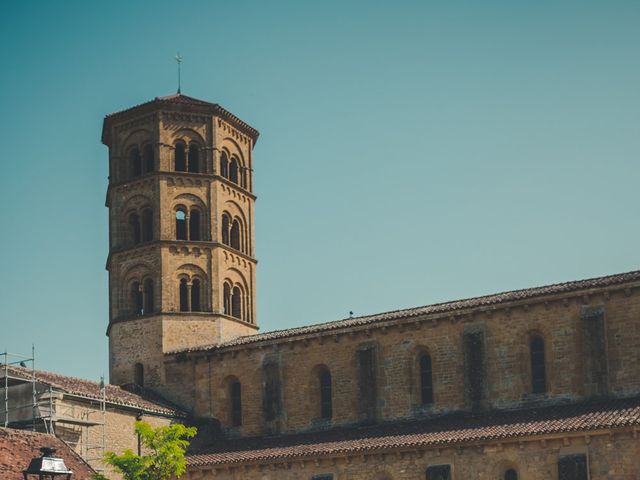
(3, 93), (639, 480)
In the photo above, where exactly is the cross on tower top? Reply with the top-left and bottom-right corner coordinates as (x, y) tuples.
(175, 52), (183, 94)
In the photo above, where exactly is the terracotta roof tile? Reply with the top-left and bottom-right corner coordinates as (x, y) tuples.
(0, 428), (96, 480)
(2, 366), (186, 417)
(173, 269), (640, 354)
(187, 396), (640, 467)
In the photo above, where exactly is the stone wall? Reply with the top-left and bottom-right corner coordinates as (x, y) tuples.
(183, 430), (640, 480)
(162, 284), (640, 437)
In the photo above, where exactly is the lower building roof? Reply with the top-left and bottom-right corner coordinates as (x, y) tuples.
(0, 427), (96, 480)
(2, 365), (186, 417)
(186, 395), (640, 467)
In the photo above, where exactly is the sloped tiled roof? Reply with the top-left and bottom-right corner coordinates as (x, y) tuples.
(187, 396), (640, 466)
(102, 93), (259, 144)
(173, 269), (640, 354)
(0, 428), (96, 480)
(2, 366), (185, 417)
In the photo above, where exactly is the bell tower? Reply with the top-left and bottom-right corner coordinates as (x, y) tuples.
(102, 94), (259, 386)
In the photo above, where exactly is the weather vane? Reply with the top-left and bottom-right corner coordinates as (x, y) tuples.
(175, 52), (183, 94)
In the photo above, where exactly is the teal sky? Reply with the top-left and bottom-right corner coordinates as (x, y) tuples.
(0, 1), (638, 381)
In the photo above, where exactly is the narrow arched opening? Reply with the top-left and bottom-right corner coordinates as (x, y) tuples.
(230, 219), (241, 250)
(229, 157), (239, 184)
(143, 144), (154, 173)
(530, 335), (547, 394)
(175, 142), (186, 172)
(222, 213), (230, 245)
(176, 209), (187, 240)
(319, 368), (332, 420)
(189, 209), (201, 241)
(179, 278), (189, 312)
(419, 352), (434, 405)
(188, 143), (200, 173)
(504, 469), (518, 480)
(143, 278), (154, 314)
(141, 208), (153, 242)
(220, 151), (229, 178)
(230, 379), (242, 427)
(191, 278), (201, 312)
(130, 146), (142, 178)
(134, 363), (144, 387)
(131, 281), (143, 316)
(129, 212), (141, 245)
(231, 286), (242, 319)
(223, 283), (231, 316)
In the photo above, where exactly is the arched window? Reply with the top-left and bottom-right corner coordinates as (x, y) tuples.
(130, 146), (142, 178)
(504, 469), (518, 480)
(131, 282), (143, 316)
(230, 219), (241, 250)
(222, 213), (230, 245)
(241, 168), (247, 188)
(143, 144), (154, 173)
(530, 335), (546, 394)
(319, 369), (332, 420)
(231, 286), (242, 319)
(191, 279), (201, 312)
(129, 212), (141, 245)
(188, 143), (200, 173)
(230, 380), (242, 427)
(176, 209), (187, 240)
(179, 278), (189, 312)
(143, 278), (154, 314)
(220, 151), (229, 178)
(189, 210), (201, 241)
(141, 208), (153, 242)
(229, 157), (239, 184)
(175, 142), (186, 172)
(134, 363), (144, 387)
(419, 352), (434, 405)
(223, 283), (231, 315)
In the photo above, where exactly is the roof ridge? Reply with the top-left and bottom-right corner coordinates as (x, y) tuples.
(171, 268), (640, 353)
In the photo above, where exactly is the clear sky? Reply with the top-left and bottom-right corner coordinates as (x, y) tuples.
(0, 1), (638, 381)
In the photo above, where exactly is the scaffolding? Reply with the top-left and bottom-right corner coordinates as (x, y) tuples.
(1, 348), (106, 469)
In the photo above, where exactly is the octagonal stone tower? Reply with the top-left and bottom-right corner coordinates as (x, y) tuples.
(102, 94), (259, 387)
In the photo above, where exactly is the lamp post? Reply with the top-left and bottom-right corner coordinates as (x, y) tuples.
(23, 447), (73, 480)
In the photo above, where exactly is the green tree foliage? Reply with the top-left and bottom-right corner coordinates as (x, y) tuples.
(96, 421), (197, 480)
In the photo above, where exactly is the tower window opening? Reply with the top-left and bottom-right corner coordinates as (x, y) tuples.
(130, 146), (142, 178)
(530, 335), (547, 394)
(319, 369), (332, 420)
(134, 363), (144, 387)
(143, 278), (154, 314)
(230, 219), (241, 250)
(176, 209), (187, 240)
(188, 143), (200, 173)
(131, 282), (143, 316)
(220, 151), (229, 178)
(241, 168), (247, 188)
(419, 352), (434, 405)
(141, 208), (153, 242)
(175, 142), (186, 172)
(129, 213), (141, 245)
(229, 157), (239, 184)
(191, 279), (201, 312)
(179, 278), (189, 312)
(143, 144), (154, 173)
(222, 213), (230, 246)
(223, 283), (231, 316)
(230, 380), (242, 427)
(426, 465), (451, 480)
(504, 469), (518, 480)
(231, 286), (242, 319)
(189, 210), (201, 241)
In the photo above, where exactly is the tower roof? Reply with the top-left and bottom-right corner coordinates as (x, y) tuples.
(101, 93), (259, 146)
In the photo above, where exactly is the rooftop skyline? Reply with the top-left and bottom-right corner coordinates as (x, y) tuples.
(0, 0), (638, 380)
